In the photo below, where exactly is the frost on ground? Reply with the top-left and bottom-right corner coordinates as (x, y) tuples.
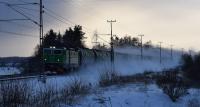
(63, 84), (200, 107)
(0, 67), (20, 75)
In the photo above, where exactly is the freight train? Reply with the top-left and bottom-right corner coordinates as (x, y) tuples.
(43, 47), (169, 73)
(43, 47), (111, 73)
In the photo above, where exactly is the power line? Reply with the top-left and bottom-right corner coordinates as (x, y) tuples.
(44, 7), (75, 26)
(17, 0), (27, 3)
(17, 0), (33, 4)
(14, 5), (39, 12)
(0, 19), (29, 21)
(1, 21), (37, 29)
(1, 2), (39, 26)
(14, 7), (39, 19)
(7, 5), (39, 26)
(0, 30), (37, 38)
(97, 35), (110, 44)
(7, 2), (38, 6)
(44, 11), (73, 27)
(44, 7), (93, 35)
(43, 7), (93, 33)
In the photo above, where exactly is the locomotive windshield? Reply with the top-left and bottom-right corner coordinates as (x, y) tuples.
(54, 50), (62, 54)
(44, 50), (52, 54)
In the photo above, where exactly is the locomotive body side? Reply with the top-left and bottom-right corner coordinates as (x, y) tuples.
(43, 48), (67, 73)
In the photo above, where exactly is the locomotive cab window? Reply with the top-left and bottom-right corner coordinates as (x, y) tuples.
(44, 50), (52, 54)
(54, 50), (62, 54)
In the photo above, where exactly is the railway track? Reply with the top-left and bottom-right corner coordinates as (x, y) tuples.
(0, 72), (73, 81)
(0, 74), (45, 81)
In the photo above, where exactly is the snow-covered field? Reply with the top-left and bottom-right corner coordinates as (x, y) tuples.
(61, 84), (200, 107)
(0, 67), (21, 75)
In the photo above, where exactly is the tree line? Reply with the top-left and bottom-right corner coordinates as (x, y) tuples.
(113, 36), (153, 48)
(23, 25), (86, 73)
(93, 35), (154, 50)
(42, 25), (85, 49)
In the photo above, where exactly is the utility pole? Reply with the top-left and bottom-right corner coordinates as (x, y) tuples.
(39, 0), (45, 80)
(159, 42), (162, 64)
(39, 0), (43, 48)
(138, 34), (144, 60)
(107, 20), (116, 72)
(170, 44), (173, 60)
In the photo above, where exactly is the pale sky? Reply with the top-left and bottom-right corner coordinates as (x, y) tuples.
(0, 0), (200, 57)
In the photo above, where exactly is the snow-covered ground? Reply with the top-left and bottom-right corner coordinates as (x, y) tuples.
(0, 67), (21, 75)
(61, 84), (200, 107)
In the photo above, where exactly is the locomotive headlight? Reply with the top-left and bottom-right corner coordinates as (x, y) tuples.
(57, 59), (60, 62)
(44, 59), (47, 61)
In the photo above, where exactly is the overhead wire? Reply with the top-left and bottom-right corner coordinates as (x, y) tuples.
(44, 7), (76, 26)
(43, 8), (91, 35)
(44, 11), (73, 28)
(97, 35), (110, 44)
(0, 21), (37, 29)
(6, 2), (38, 6)
(6, 4), (39, 26)
(44, 8), (110, 44)
(0, 30), (37, 38)
(17, 0), (32, 4)
(43, 7), (93, 33)
(13, 6), (39, 19)
(0, 1), (39, 38)
(58, 0), (112, 44)
(0, 19), (29, 21)
(0, 2), (38, 29)
(1, 0), (111, 44)
(13, 5), (39, 12)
